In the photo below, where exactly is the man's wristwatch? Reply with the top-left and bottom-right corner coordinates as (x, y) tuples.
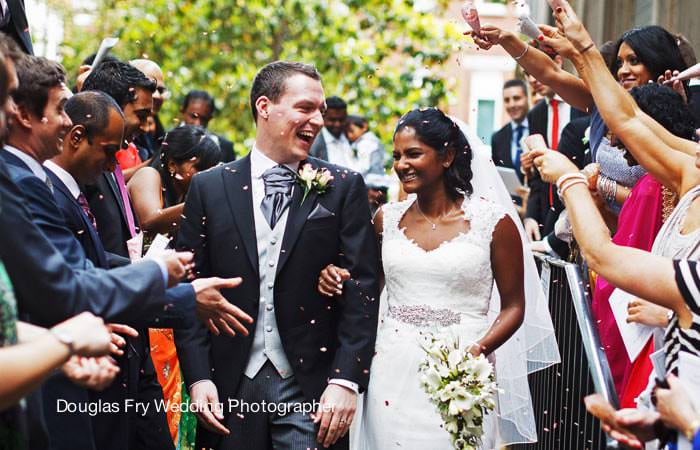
(51, 330), (75, 355)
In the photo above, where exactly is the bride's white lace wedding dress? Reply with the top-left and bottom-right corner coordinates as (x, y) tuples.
(358, 194), (505, 450)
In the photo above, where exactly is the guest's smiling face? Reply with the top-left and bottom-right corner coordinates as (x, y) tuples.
(392, 126), (451, 194)
(258, 74), (325, 164)
(121, 87), (153, 145)
(616, 42), (653, 90)
(33, 84), (72, 162)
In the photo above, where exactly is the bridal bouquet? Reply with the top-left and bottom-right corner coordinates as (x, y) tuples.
(419, 333), (499, 450)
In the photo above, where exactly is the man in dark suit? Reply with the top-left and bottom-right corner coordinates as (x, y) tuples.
(0, 44), (188, 449)
(179, 89), (236, 162)
(176, 61), (380, 450)
(0, 0), (32, 54)
(522, 68), (588, 242)
(1, 53), (250, 450)
(45, 91), (175, 450)
(491, 79), (529, 175)
(82, 60), (157, 257)
(530, 116), (591, 258)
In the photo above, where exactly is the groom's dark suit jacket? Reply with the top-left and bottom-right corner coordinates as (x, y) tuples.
(175, 155), (381, 445)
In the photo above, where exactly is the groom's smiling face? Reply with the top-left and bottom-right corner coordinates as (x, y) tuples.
(259, 74), (325, 164)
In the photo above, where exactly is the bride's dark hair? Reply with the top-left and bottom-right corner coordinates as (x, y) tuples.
(394, 107), (473, 199)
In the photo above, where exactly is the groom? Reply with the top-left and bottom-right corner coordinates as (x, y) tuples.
(175, 61), (381, 449)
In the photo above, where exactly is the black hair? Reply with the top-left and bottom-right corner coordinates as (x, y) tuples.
(629, 84), (696, 141)
(12, 56), (66, 118)
(394, 108), (473, 200)
(346, 114), (367, 128)
(82, 60), (156, 109)
(250, 61), (321, 122)
(64, 91), (124, 144)
(181, 89), (216, 115)
(154, 125), (221, 206)
(325, 96), (347, 110)
(503, 79), (527, 94)
(80, 52), (120, 68)
(611, 26), (688, 82)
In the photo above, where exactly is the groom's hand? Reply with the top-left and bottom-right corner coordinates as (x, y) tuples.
(192, 277), (253, 337)
(314, 384), (357, 447)
(190, 380), (230, 435)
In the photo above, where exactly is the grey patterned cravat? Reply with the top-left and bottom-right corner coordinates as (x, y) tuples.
(260, 165), (296, 229)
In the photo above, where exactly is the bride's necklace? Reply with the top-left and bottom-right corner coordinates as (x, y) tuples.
(415, 202), (451, 231)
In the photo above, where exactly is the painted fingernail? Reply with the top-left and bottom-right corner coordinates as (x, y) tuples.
(538, 35), (544, 41)
(555, 7), (563, 13)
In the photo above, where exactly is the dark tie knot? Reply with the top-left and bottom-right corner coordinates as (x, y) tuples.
(262, 165), (296, 196)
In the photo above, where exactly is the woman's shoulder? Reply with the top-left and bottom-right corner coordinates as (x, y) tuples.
(127, 166), (160, 188)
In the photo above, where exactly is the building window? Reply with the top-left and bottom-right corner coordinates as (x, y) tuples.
(476, 99), (496, 143)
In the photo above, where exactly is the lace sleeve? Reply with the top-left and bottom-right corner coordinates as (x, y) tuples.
(467, 196), (508, 243)
(380, 199), (412, 241)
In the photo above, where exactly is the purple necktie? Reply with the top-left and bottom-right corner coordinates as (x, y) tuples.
(113, 165), (136, 237)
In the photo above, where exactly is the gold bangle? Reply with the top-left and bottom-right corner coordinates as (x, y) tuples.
(685, 419), (700, 441)
(580, 42), (595, 54)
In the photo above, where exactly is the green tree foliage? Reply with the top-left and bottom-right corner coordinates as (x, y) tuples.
(58, 0), (464, 156)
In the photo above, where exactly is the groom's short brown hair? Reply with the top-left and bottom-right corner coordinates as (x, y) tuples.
(250, 61), (321, 122)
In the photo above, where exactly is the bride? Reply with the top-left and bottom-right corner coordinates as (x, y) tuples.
(318, 107), (559, 449)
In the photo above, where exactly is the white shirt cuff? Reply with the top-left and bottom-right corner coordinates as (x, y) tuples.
(188, 379), (213, 391)
(329, 379), (359, 394)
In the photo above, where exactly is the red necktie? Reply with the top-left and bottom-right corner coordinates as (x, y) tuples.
(548, 99), (560, 207)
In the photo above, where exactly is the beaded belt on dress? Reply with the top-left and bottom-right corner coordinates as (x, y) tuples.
(387, 304), (461, 327)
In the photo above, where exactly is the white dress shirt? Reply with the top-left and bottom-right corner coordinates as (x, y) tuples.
(546, 95), (572, 148)
(44, 161), (81, 199)
(321, 127), (354, 169)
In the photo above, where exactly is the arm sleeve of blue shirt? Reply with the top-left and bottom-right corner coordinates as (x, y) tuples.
(694, 429), (700, 450)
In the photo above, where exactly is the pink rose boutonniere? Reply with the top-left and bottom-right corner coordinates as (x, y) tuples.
(297, 163), (334, 204)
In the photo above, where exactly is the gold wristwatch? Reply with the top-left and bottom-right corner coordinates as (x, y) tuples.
(685, 419), (700, 441)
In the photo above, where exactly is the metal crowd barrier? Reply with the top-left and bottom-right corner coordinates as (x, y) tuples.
(512, 256), (619, 450)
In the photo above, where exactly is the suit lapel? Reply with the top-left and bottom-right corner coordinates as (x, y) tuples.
(103, 172), (129, 226)
(221, 156), (259, 276)
(276, 164), (318, 276)
(48, 171), (109, 268)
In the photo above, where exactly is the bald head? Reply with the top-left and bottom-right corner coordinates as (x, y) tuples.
(130, 59), (166, 113)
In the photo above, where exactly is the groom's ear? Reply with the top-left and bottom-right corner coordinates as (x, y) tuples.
(255, 96), (271, 121)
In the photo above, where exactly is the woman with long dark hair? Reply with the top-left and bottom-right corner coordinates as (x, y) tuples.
(128, 125), (221, 236)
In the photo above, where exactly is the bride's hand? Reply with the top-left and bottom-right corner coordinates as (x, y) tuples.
(318, 264), (351, 297)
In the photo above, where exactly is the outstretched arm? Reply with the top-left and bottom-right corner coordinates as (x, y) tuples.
(471, 25), (593, 112)
(533, 150), (691, 322)
(551, 1), (699, 196)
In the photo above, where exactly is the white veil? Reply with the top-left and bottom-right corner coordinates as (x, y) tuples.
(453, 118), (561, 445)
